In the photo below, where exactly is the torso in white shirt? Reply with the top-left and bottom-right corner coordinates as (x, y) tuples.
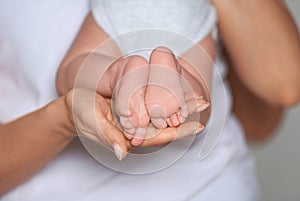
(0, 1), (259, 200)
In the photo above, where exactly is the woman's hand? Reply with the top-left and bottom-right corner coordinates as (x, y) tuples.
(66, 88), (129, 160)
(66, 88), (205, 161)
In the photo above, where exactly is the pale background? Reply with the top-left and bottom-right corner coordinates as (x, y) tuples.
(250, 1), (300, 200)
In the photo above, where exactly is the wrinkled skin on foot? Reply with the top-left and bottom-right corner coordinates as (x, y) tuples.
(96, 47), (212, 147)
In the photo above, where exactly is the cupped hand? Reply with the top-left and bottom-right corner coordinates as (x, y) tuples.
(66, 88), (206, 161)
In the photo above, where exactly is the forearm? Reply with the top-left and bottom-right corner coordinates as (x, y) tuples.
(228, 62), (284, 141)
(56, 13), (121, 96)
(179, 35), (216, 94)
(212, 0), (300, 106)
(0, 97), (75, 194)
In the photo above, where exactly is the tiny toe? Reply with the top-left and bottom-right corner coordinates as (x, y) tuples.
(170, 114), (180, 127)
(125, 133), (133, 140)
(120, 116), (134, 129)
(151, 118), (167, 129)
(149, 105), (167, 119)
(124, 127), (136, 135)
(177, 111), (185, 123)
(166, 118), (173, 127)
(116, 103), (132, 117)
(131, 128), (147, 146)
(149, 105), (168, 128)
(131, 138), (144, 147)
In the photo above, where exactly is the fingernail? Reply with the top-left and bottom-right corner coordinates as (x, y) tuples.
(194, 124), (204, 134)
(196, 102), (210, 113)
(113, 143), (124, 161)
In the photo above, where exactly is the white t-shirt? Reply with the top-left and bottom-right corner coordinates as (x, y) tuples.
(91, 0), (218, 48)
(0, 0), (259, 200)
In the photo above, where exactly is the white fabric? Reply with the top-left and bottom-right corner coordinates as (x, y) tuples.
(91, 0), (218, 54)
(0, 0), (260, 200)
(0, 0), (89, 123)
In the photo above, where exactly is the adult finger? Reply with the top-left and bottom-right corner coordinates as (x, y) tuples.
(184, 92), (210, 115)
(94, 93), (130, 160)
(140, 121), (204, 147)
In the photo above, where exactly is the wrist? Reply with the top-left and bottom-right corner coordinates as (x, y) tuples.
(44, 93), (76, 140)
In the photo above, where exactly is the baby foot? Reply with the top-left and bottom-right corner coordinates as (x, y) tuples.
(114, 56), (150, 146)
(145, 47), (188, 129)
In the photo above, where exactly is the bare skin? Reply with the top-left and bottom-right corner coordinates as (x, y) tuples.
(145, 46), (213, 130)
(1, 0), (300, 195)
(56, 13), (214, 146)
(211, 0), (300, 106)
(228, 62), (284, 141)
(146, 47), (189, 129)
(0, 96), (74, 195)
(0, 89), (204, 194)
(115, 45), (214, 146)
(210, 0), (300, 141)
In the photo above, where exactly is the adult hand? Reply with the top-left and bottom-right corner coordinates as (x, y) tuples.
(66, 88), (206, 161)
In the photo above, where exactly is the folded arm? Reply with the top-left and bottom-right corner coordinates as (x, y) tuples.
(56, 13), (121, 96)
(211, 0), (300, 141)
(212, 0), (300, 106)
